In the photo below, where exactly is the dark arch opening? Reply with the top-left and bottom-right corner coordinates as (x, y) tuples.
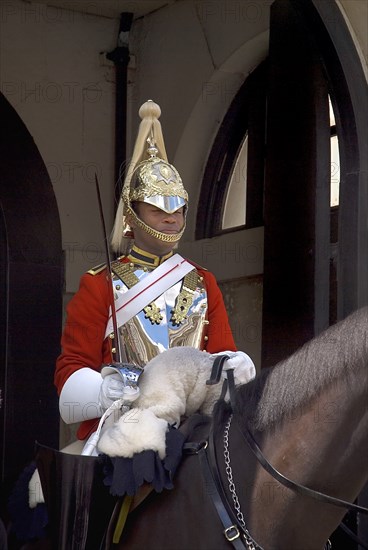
(0, 93), (63, 517)
(307, 0), (368, 316)
(196, 61), (267, 239)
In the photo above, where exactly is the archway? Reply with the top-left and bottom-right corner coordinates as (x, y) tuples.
(0, 93), (63, 518)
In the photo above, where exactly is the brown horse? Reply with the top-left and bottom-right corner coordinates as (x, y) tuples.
(114, 307), (368, 550)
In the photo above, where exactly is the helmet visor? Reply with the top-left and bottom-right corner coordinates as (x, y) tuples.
(142, 195), (187, 214)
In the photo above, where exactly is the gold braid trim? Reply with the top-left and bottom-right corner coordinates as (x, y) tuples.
(171, 269), (199, 325)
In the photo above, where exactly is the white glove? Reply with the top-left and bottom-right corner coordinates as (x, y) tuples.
(99, 373), (140, 411)
(29, 468), (45, 508)
(210, 350), (256, 385)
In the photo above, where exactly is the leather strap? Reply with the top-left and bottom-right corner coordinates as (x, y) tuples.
(196, 360), (368, 548)
(339, 521), (368, 549)
(238, 421), (368, 515)
(224, 370), (368, 516)
(206, 354), (231, 385)
(197, 443), (249, 549)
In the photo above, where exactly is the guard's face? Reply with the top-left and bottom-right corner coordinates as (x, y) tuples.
(129, 202), (185, 255)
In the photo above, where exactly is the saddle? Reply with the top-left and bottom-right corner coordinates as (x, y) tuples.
(35, 414), (211, 549)
(130, 413), (211, 511)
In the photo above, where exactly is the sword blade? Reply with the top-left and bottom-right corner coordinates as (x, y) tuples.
(95, 173), (122, 362)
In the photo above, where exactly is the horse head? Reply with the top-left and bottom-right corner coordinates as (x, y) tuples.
(226, 306), (368, 549)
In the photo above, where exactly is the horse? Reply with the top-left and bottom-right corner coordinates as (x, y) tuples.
(112, 306), (368, 550)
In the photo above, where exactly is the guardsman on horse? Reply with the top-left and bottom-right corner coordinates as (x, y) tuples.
(8, 100), (256, 549)
(7, 100), (256, 550)
(55, 99), (256, 452)
(10, 100), (368, 550)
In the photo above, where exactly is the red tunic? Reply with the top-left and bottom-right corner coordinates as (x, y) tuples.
(55, 259), (236, 439)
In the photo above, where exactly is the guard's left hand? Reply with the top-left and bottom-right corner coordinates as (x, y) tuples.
(210, 350), (256, 384)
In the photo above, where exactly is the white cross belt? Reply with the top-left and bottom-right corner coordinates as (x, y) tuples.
(104, 254), (195, 338)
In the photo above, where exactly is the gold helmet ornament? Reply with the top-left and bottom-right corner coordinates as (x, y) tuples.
(111, 100), (189, 253)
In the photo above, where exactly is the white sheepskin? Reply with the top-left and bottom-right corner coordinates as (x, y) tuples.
(97, 346), (248, 458)
(98, 408), (169, 459)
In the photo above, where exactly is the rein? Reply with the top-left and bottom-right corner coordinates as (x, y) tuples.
(238, 418), (368, 515)
(195, 358), (368, 549)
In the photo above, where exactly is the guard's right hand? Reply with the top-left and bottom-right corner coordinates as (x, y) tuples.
(99, 373), (140, 410)
(99, 373), (127, 410)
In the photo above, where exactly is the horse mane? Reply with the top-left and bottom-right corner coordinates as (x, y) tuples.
(214, 307), (368, 432)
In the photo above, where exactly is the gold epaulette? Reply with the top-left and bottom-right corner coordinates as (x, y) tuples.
(188, 260), (208, 272)
(111, 260), (138, 288)
(87, 263), (107, 275)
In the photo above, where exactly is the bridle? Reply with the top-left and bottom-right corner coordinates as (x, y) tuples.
(188, 356), (368, 550)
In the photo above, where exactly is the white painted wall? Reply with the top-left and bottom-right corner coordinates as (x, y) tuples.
(0, 0), (271, 293)
(1, 0), (366, 290)
(127, 1), (270, 242)
(0, 0), (118, 291)
(339, 0), (368, 71)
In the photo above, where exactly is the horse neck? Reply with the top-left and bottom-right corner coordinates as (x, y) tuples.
(214, 309), (368, 549)
(244, 367), (368, 549)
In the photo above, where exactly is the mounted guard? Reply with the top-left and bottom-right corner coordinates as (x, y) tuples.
(56, 99), (255, 447)
(7, 100), (255, 549)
